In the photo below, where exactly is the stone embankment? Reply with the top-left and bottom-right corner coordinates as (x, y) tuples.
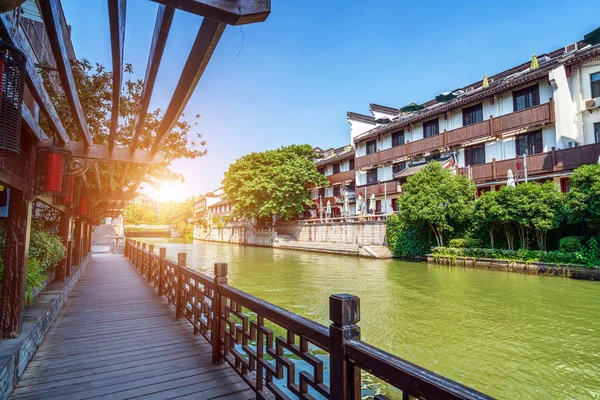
(196, 222), (393, 259)
(428, 254), (600, 280)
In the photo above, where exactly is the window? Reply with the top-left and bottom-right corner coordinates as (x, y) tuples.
(366, 169), (378, 185)
(392, 162), (405, 175)
(391, 198), (398, 212)
(349, 158), (355, 170)
(513, 84), (540, 111)
(318, 167), (324, 175)
(462, 103), (483, 126)
(332, 163), (340, 174)
(333, 185), (341, 197)
(592, 72), (600, 98)
(366, 139), (377, 155)
(516, 130), (543, 156)
(423, 119), (439, 138)
(318, 188), (324, 198)
(375, 200), (382, 213)
(595, 122), (600, 144)
(392, 130), (405, 147)
(464, 144), (486, 166)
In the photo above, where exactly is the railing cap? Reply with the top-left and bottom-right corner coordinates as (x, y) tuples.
(330, 293), (360, 326)
(177, 252), (187, 264)
(159, 247), (166, 255)
(214, 262), (228, 277)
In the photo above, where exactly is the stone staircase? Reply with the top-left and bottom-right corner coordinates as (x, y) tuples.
(91, 225), (117, 253)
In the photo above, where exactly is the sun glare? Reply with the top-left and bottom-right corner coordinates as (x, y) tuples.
(146, 182), (189, 202)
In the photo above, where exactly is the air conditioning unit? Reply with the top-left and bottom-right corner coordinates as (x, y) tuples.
(584, 98), (600, 110)
(567, 141), (580, 148)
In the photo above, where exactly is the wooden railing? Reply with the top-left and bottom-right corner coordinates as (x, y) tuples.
(355, 101), (554, 168)
(458, 143), (600, 183)
(357, 181), (400, 196)
(125, 239), (493, 400)
(326, 170), (355, 185)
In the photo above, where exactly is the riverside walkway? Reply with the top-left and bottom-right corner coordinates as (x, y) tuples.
(10, 254), (253, 400)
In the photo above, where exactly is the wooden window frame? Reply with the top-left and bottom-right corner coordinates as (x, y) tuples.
(366, 168), (378, 185)
(515, 129), (543, 156)
(513, 84), (540, 112)
(462, 103), (483, 126)
(333, 185), (341, 197)
(366, 139), (377, 155)
(349, 158), (355, 170)
(392, 130), (405, 147)
(423, 119), (439, 138)
(392, 162), (405, 175)
(464, 143), (486, 166)
(592, 72), (600, 98)
(332, 163), (340, 174)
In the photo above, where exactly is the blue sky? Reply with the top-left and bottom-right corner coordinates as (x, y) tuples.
(62, 0), (599, 200)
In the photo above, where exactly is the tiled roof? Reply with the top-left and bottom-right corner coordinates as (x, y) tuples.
(354, 42), (600, 144)
(346, 112), (375, 124)
(369, 103), (400, 115)
(315, 144), (355, 167)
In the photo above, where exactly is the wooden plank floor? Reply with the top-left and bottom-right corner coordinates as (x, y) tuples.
(11, 254), (254, 400)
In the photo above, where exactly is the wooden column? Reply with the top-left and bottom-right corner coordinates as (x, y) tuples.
(0, 189), (33, 338)
(175, 252), (186, 319)
(72, 219), (82, 267)
(55, 211), (72, 283)
(329, 294), (361, 400)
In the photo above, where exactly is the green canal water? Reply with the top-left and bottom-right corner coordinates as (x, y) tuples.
(138, 238), (600, 399)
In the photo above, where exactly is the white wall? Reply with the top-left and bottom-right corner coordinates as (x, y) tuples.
(372, 110), (396, 120)
(348, 120), (376, 142)
(355, 141), (366, 157)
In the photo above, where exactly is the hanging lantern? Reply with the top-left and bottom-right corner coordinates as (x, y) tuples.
(34, 147), (71, 195)
(0, 41), (26, 155)
(79, 196), (88, 216)
(54, 175), (74, 206)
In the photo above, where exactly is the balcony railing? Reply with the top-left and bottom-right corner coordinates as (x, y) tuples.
(356, 181), (400, 196)
(326, 170), (355, 185)
(356, 100), (555, 168)
(457, 142), (600, 183)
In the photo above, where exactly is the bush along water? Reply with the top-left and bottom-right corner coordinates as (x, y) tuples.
(384, 162), (600, 268)
(0, 225), (66, 306)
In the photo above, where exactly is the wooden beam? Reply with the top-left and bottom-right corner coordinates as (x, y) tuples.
(130, 5), (174, 153)
(0, 12), (69, 144)
(108, 0), (127, 151)
(37, 141), (166, 164)
(151, 18), (225, 155)
(85, 188), (139, 201)
(149, 0), (271, 25)
(55, 211), (72, 283)
(39, 0), (93, 148)
(94, 164), (101, 190)
(21, 104), (48, 142)
(0, 189), (33, 338)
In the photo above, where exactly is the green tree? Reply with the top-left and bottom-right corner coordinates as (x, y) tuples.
(123, 203), (157, 225)
(399, 161), (475, 247)
(41, 59), (207, 189)
(564, 164), (600, 238)
(473, 190), (502, 249)
(157, 197), (197, 238)
(530, 182), (563, 250)
(223, 145), (329, 220)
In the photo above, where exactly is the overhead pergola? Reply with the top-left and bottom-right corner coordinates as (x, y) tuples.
(0, 0), (270, 338)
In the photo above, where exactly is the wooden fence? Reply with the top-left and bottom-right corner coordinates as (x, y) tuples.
(125, 239), (493, 400)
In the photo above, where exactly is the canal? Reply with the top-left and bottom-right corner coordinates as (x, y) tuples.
(138, 238), (600, 399)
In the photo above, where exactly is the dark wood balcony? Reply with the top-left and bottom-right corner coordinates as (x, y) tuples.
(357, 181), (400, 196)
(355, 100), (555, 167)
(457, 142), (600, 183)
(326, 170), (355, 185)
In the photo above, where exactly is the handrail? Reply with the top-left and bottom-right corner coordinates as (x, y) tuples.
(124, 238), (495, 400)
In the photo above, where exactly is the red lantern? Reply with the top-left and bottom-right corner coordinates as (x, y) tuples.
(0, 186), (7, 208)
(44, 152), (64, 192)
(79, 196), (87, 216)
(57, 175), (74, 204)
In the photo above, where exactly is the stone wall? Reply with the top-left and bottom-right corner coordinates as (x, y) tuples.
(275, 221), (387, 246)
(199, 226), (274, 247)
(0, 256), (91, 400)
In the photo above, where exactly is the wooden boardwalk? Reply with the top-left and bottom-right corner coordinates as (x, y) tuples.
(10, 254), (254, 400)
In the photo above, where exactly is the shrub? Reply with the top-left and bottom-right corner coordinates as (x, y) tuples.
(395, 223), (433, 257)
(448, 238), (467, 248)
(430, 247), (583, 265)
(29, 229), (66, 271)
(0, 257), (46, 307)
(385, 214), (402, 252)
(581, 238), (600, 267)
(559, 236), (583, 253)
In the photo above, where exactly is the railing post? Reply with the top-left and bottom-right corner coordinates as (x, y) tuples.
(142, 243), (147, 276)
(158, 247), (166, 296)
(551, 146), (556, 172)
(175, 252), (186, 319)
(492, 158), (497, 180)
(148, 244), (155, 283)
(329, 294), (361, 400)
(489, 115), (494, 137)
(212, 262), (228, 365)
(124, 238), (129, 258)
